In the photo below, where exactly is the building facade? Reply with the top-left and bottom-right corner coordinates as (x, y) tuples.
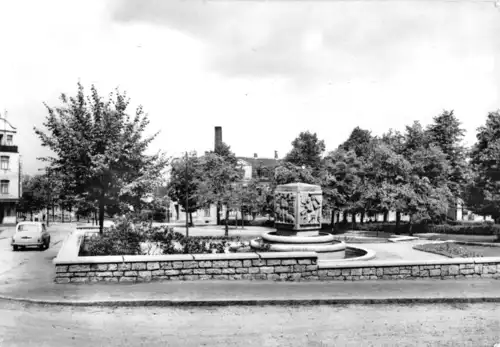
(0, 118), (20, 224)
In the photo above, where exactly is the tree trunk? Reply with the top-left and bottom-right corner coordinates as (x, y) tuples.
(217, 205), (221, 225)
(360, 211), (365, 224)
(408, 214), (413, 236)
(98, 199), (105, 234)
(189, 212), (193, 227)
(62, 208), (65, 223)
(52, 204), (55, 223)
(342, 211), (347, 223)
(383, 211), (388, 223)
(224, 208), (229, 237)
(330, 210), (335, 232)
(395, 211), (401, 234)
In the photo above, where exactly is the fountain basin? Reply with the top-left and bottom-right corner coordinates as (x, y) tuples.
(262, 231), (335, 244)
(250, 237), (346, 257)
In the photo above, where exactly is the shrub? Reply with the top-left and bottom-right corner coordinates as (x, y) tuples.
(80, 220), (245, 256)
(82, 229), (143, 256)
(220, 219), (274, 227)
(344, 222), (500, 236)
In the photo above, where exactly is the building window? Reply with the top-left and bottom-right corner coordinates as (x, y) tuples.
(0, 156), (9, 170)
(0, 180), (9, 194)
(6, 135), (12, 145)
(204, 208), (211, 217)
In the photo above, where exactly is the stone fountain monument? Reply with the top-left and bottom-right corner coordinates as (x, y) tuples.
(250, 183), (346, 258)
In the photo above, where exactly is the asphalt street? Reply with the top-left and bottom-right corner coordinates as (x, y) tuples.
(0, 300), (499, 346)
(0, 224), (67, 286)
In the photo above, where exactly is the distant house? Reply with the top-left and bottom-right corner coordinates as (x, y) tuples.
(168, 127), (281, 225)
(0, 117), (20, 224)
(237, 153), (280, 184)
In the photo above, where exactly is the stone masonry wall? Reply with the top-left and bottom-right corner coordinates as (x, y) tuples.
(316, 262), (500, 281)
(55, 256), (319, 284)
(54, 230), (500, 283)
(55, 257), (500, 283)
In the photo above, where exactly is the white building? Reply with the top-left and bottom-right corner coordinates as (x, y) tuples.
(0, 117), (20, 224)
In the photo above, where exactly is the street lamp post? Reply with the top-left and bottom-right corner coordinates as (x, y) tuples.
(185, 151), (189, 237)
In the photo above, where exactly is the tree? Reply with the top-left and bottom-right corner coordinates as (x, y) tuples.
(340, 127), (373, 157)
(427, 110), (470, 199)
(274, 161), (317, 185)
(322, 148), (365, 226)
(34, 83), (168, 233)
(284, 131), (325, 172)
(205, 141), (240, 225)
(17, 175), (45, 220)
(167, 152), (204, 227)
(238, 179), (269, 221)
(198, 152), (242, 236)
(468, 111), (500, 221)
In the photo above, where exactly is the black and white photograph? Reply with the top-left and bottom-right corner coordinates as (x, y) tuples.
(0, 0), (499, 346)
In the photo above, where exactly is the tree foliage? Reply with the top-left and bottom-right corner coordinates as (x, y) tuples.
(467, 111), (500, 221)
(34, 83), (168, 233)
(284, 131), (325, 171)
(167, 152), (204, 221)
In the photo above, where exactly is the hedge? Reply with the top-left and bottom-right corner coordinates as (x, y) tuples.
(330, 222), (500, 236)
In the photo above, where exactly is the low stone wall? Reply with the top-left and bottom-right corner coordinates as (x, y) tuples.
(53, 229), (500, 283)
(55, 253), (318, 284)
(317, 258), (500, 281)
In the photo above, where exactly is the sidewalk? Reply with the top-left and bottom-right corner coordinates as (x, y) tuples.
(0, 279), (499, 307)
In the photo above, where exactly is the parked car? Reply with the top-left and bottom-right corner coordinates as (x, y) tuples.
(11, 222), (51, 251)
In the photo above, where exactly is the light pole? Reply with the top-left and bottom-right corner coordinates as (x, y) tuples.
(185, 151), (189, 237)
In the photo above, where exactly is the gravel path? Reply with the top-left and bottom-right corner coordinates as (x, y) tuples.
(0, 301), (498, 346)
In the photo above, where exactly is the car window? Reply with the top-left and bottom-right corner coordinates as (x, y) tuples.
(17, 224), (40, 233)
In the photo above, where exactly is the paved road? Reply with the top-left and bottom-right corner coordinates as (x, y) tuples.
(0, 224), (71, 286)
(0, 301), (499, 346)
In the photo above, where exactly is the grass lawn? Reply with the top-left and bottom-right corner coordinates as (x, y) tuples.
(414, 242), (500, 258)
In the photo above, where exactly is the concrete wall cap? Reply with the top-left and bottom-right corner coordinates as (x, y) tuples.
(317, 258), (480, 269)
(192, 253), (260, 261)
(122, 254), (194, 262)
(257, 252), (318, 259)
(54, 255), (124, 265)
(472, 256), (500, 264)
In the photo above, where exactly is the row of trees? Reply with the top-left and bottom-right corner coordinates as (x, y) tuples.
(277, 110), (500, 229)
(167, 109), (500, 234)
(29, 82), (500, 234)
(167, 142), (270, 236)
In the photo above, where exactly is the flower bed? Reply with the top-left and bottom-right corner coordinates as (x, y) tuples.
(413, 242), (500, 258)
(80, 226), (247, 256)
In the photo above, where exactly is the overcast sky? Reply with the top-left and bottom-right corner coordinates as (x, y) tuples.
(1, 0), (499, 175)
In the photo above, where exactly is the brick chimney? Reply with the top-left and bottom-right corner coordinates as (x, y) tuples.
(214, 126), (222, 150)
(274, 150), (278, 159)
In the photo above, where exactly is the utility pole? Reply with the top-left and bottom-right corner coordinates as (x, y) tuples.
(185, 151), (189, 237)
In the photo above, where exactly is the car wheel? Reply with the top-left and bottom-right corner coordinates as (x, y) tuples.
(45, 239), (50, 249)
(12, 245), (18, 251)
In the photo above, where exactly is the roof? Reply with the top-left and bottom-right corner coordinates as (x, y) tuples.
(0, 117), (17, 131)
(237, 157), (281, 168)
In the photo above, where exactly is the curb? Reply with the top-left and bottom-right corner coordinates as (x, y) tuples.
(1, 295), (500, 307)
